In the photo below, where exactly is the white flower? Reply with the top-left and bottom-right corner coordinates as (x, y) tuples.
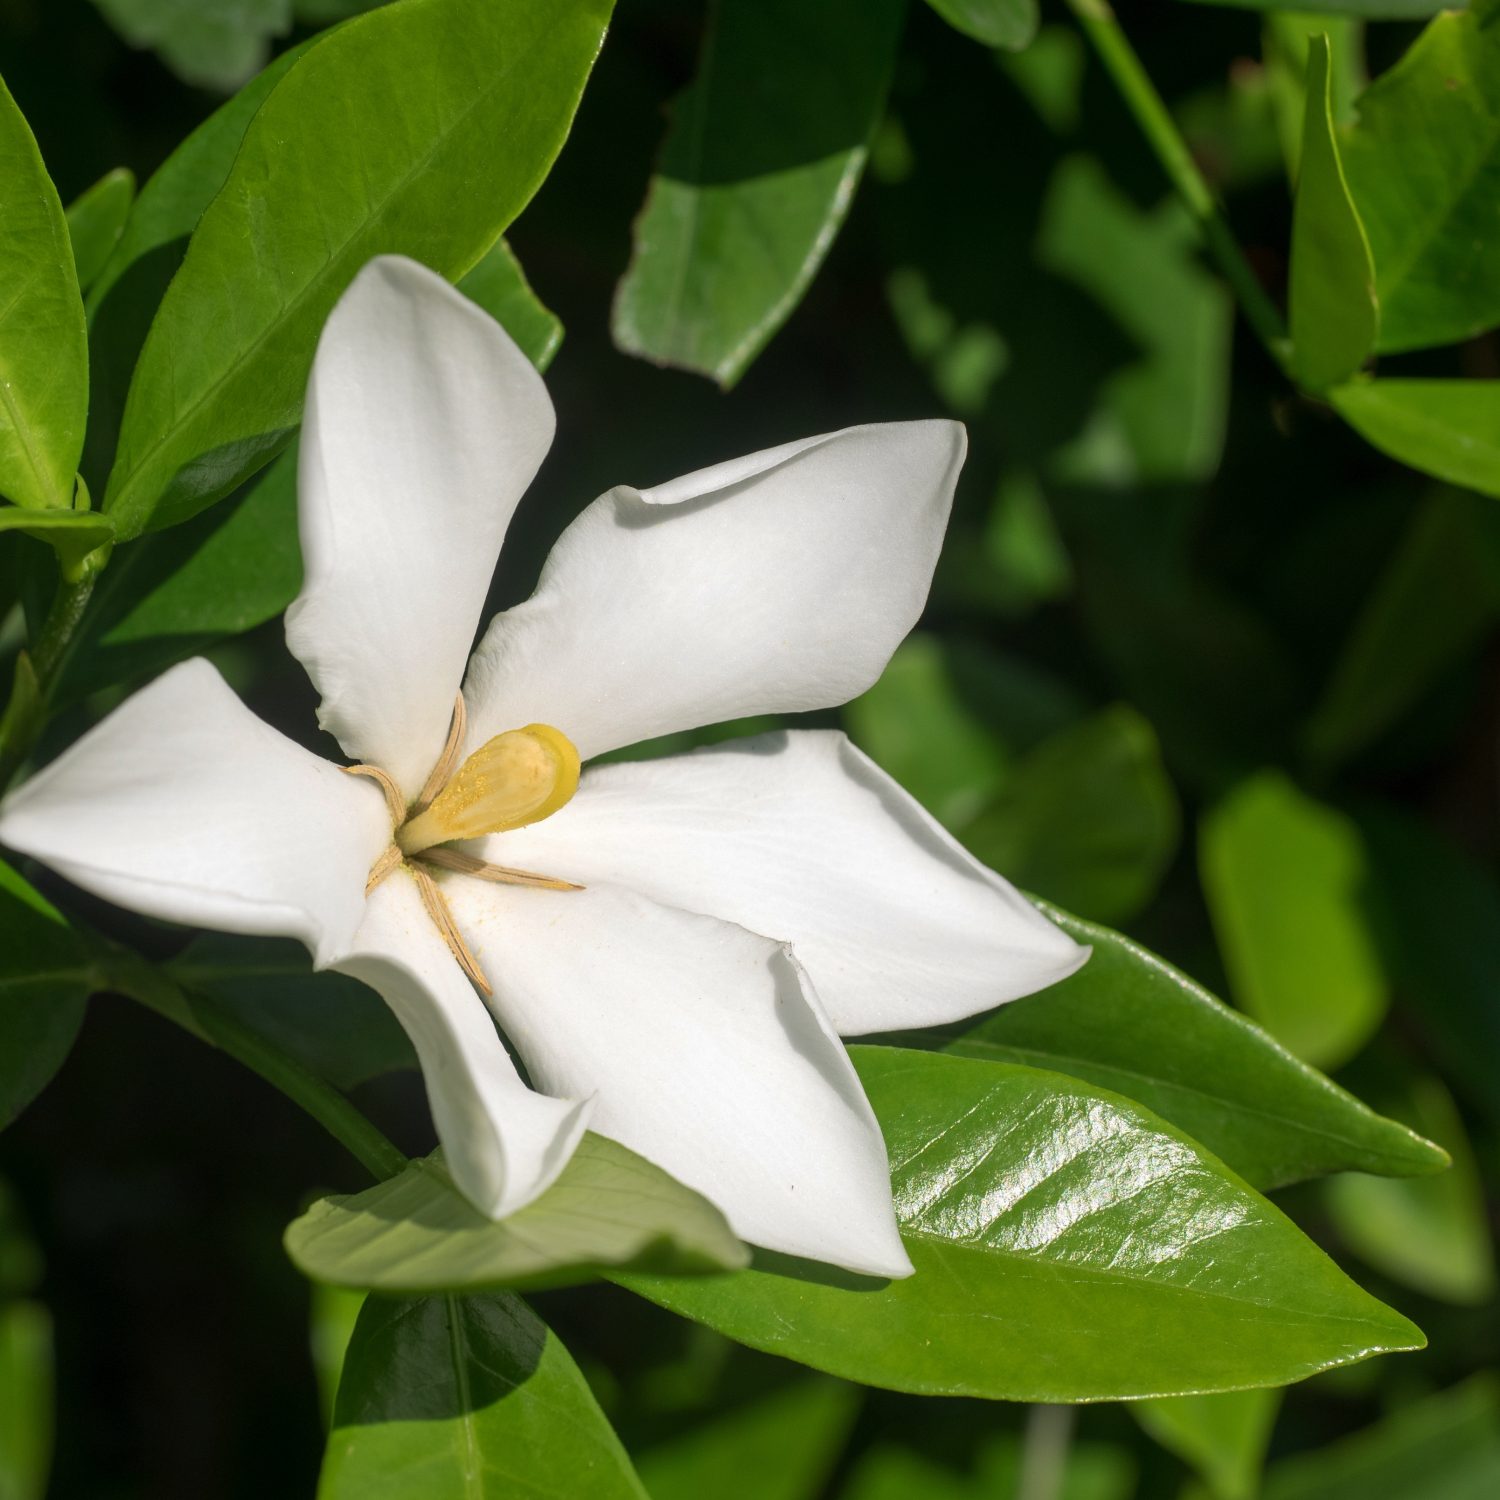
(0, 257), (1085, 1277)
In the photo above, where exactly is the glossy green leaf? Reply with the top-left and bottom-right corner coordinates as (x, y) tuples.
(1325, 1074), (1495, 1304)
(1261, 1376), (1500, 1500)
(317, 1292), (648, 1499)
(0, 1301), (52, 1500)
(916, 903), (1443, 1188)
(103, 0), (612, 539)
(636, 1377), (859, 1500)
(961, 704), (1179, 925)
(0, 75), (87, 512)
(1342, 0), (1500, 352)
(1305, 490), (1500, 768)
(287, 1137), (748, 1294)
(1038, 155), (1232, 487)
(612, 0), (903, 388)
(0, 506), (113, 578)
(63, 168), (135, 294)
(620, 1047), (1424, 1402)
(1133, 1389), (1281, 1500)
(1288, 35), (1377, 392)
(459, 238), (563, 371)
(170, 935), (414, 1091)
(0, 860), (92, 1132)
(1263, 15), (1362, 179)
(1329, 380), (1500, 499)
(923, 1), (1038, 50)
(90, 0), (293, 92)
(1200, 772), (1388, 1069)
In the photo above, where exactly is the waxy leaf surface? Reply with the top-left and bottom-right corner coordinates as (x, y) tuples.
(287, 1137), (749, 1294)
(917, 903), (1441, 1188)
(63, 168), (134, 294)
(1330, 380), (1500, 499)
(613, 0), (902, 387)
(620, 1047), (1424, 1402)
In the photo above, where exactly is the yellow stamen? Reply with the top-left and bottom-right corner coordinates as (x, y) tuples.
(411, 864), (491, 996)
(396, 723), (579, 856)
(365, 843), (404, 895)
(410, 694), (468, 818)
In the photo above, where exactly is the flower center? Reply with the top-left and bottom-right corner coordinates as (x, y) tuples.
(346, 696), (582, 996)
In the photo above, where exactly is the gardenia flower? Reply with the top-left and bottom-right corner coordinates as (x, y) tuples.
(0, 257), (1085, 1277)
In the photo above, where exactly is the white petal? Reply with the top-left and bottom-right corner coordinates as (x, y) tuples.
(0, 659), (386, 965)
(483, 731), (1088, 1035)
(462, 421), (965, 761)
(443, 879), (913, 1278)
(286, 255), (556, 796)
(336, 873), (591, 1219)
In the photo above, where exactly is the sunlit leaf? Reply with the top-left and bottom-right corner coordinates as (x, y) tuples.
(103, 0), (612, 539)
(1200, 772), (1388, 1069)
(612, 0), (903, 388)
(0, 75), (87, 512)
(1288, 35), (1377, 392)
(1342, 0), (1500, 353)
(287, 1137), (748, 1294)
(63, 168), (135, 294)
(1329, 380), (1500, 499)
(916, 902), (1444, 1188)
(317, 1292), (648, 1498)
(620, 1048), (1424, 1402)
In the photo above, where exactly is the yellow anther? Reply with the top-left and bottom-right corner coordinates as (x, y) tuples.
(396, 723), (579, 856)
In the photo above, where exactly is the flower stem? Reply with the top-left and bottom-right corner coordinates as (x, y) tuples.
(1062, 0), (1291, 369)
(103, 947), (409, 1184)
(1017, 1404), (1075, 1500)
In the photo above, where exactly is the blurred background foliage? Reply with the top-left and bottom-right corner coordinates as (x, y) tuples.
(0, 0), (1497, 1495)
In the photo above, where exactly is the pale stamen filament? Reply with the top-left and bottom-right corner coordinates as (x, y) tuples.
(345, 703), (583, 986)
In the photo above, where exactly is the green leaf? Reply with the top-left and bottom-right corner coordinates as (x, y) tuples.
(0, 1301), (52, 1500)
(1329, 380), (1500, 499)
(317, 1292), (648, 1499)
(1200, 772), (1388, 1069)
(63, 168), (135, 294)
(635, 1377), (859, 1500)
(103, 0), (612, 539)
(0, 860), (92, 1132)
(843, 634), (1012, 830)
(68, 236), (560, 705)
(917, 903), (1443, 1189)
(1261, 1376), (1500, 1500)
(1342, 0), (1500, 353)
(1132, 1389), (1281, 1500)
(1288, 35), (1378, 392)
(1325, 1074), (1496, 1304)
(89, 0), (293, 92)
(1305, 490), (1500, 768)
(309, 1282), (364, 1430)
(286, 1137), (749, 1294)
(1263, 14), (1362, 180)
(0, 74), (87, 512)
(0, 506), (113, 579)
(612, 0), (903, 388)
(170, 935), (415, 1091)
(842, 1430), (1134, 1500)
(923, 1), (1038, 51)
(619, 1047), (1424, 1402)
(1038, 155), (1232, 487)
(960, 704), (1179, 926)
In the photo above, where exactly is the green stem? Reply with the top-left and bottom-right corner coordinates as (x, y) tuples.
(104, 948), (409, 1184)
(1063, 0), (1291, 368)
